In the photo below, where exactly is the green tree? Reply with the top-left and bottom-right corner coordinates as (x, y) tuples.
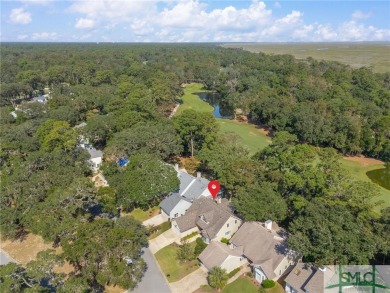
(36, 119), (77, 152)
(108, 153), (179, 210)
(208, 267), (228, 292)
(173, 109), (218, 157)
(106, 122), (183, 160)
(288, 199), (378, 265)
(177, 239), (194, 261)
(61, 217), (148, 290)
(194, 237), (207, 256)
(232, 182), (287, 222)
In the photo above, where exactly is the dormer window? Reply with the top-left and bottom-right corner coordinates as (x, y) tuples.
(200, 214), (208, 224)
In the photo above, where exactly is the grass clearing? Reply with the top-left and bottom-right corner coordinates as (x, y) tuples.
(177, 84), (271, 155)
(222, 43), (390, 73)
(222, 277), (258, 293)
(218, 119), (271, 155)
(176, 83), (213, 115)
(155, 242), (199, 282)
(340, 159), (390, 209)
(125, 206), (160, 222)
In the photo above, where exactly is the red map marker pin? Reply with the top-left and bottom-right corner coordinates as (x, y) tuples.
(208, 180), (220, 199)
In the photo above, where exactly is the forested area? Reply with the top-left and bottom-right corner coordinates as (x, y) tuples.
(0, 43), (389, 291)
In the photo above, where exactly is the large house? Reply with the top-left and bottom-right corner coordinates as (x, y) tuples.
(160, 168), (211, 220)
(285, 263), (334, 293)
(171, 197), (242, 242)
(198, 221), (300, 283)
(229, 221), (300, 283)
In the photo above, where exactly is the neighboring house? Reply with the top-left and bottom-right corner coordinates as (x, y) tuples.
(77, 135), (103, 172)
(32, 95), (49, 104)
(160, 167), (211, 220)
(198, 241), (247, 273)
(171, 197), (242, 242)
(87, 146), (103, 171)
(285, 263), (334, 293)
(229, 221), (300, 283)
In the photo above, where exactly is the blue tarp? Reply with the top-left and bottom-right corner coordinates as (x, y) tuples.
(118, 158), (129, 167)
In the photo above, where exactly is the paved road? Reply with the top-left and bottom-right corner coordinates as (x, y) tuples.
(0, 249), (16, 265)
(130, 247), (171, 293)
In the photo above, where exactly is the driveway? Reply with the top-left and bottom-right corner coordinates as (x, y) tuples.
(149, 229), (180, 254)
(142, 214), (167, 227)
(131, 247), (171, 293)
(169, 267), (208, 293)
(0, 249), (17, 265)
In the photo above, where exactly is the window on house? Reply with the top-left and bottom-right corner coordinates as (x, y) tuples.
(235, 220), (237, 224)
(174, 213), (178, 218)
(227, 223), (229, 228)
(225, 231), (230, 235)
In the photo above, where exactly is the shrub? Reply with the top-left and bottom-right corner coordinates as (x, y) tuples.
(258, 287), (266, 293)
(262, 279), (275, 288)
(181, 231), (198, 241)
(228, 267), (240, 278)
(246, 272), (254, 278)
(220, 237), (229, 244)
(194, 238), (207, 256)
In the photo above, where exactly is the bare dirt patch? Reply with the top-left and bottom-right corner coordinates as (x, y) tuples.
(1, 233), (73, 274)
(343, 156), (384, 166)
(105, 284), (126, 293)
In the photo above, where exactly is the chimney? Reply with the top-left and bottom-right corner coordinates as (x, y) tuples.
(174, 163), (179, 172)
(197, 172), (201, 178)
(319, 266), (327, 272)
(264, 219), (272, 231)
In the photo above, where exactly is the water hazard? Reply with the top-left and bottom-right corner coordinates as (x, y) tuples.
(366, 168), (390, 191)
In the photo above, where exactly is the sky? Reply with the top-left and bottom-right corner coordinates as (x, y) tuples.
(1, 0), (390, 42)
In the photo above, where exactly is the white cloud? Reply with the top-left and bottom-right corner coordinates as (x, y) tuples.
(9, 8), (32, 24)
(66, 0), (390, 42)
(32, 32), (58, 40)
(352, 10), (371, 20)
(75, 18), (95, 29)
(17, 34), (29, 40)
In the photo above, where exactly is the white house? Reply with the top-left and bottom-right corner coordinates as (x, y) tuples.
(160, 167), (212, 220)
(87, 147), (103, 171)
(171, 197), (242, 242)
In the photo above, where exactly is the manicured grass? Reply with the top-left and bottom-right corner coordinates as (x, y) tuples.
(148, 221), (171, 240)
(340, 159), (390, 209)
(218, 119), (271, 155)
(222, 277), (258, 293)
(155, 242), (199, 282)
(176, 83), (213, 115)
(127, 206), (159, 222)
(176, 84), (271, 155)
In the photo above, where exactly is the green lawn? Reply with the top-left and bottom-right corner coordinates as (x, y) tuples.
(126, 206), (160, 222)
(176, 84), (270, 155)
(155, 242), (199, 282)
(340, 159), (390, 209)
(148, 221), (171, 240)
(176, 83), (213, 115)
(218, 119), (271, 155)
(222, 277), (258, 293)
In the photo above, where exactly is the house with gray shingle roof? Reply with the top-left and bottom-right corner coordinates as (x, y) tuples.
(285, 263), (335, 293)
(160, 168), (212, 220)
(171, 197), (242, 242)
(229, 221), (301, 283)
(198, 241), (247, 273)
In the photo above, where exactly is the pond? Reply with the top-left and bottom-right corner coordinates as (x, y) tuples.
(366, 168), (390, 190)
(196, 92), (234, 119)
